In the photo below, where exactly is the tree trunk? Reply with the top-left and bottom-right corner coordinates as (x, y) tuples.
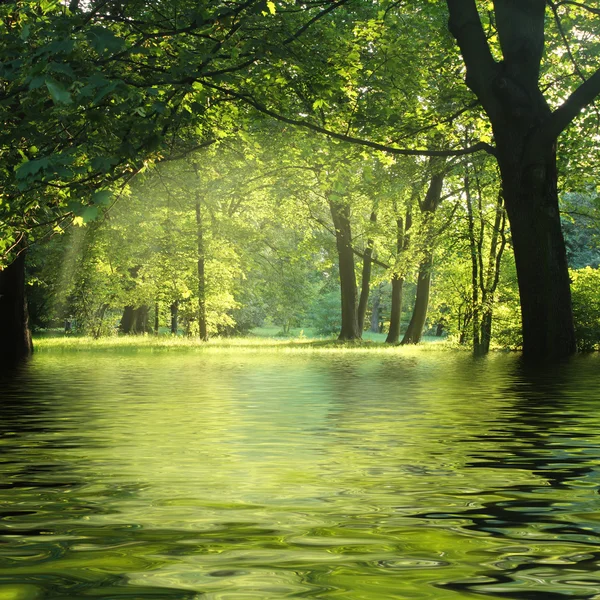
(401, 252), (433, 345)
(464, 167), (481, 352)
(400, 169), (443, 345)
(446, 0), (583, 360)
(370, 285), (381, 333)
(479, 309), (493, 355)
(0, 251), (33, 361)
(385, 275), (404, 344)
(477, 195), (507, 356)
(93, 303), (108, 339)
(499, 151), (576, 359)
(154, 302), (160, 334)
(120, 305), (135, 334)
(170, 301), (178, 335)
(386, 211), (411, 344)
(357, 211), (377, 333)
(134, 305), (149, 334)
(196, 198), (208, 341)
(329, 200), (360, 340)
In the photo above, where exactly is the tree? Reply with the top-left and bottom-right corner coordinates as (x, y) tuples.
(446, 0), (600, 359)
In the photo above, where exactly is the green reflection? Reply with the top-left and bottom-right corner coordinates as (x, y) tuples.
(1, 351), (600, 598)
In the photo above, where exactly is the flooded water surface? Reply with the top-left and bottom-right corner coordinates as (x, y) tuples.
(2, 349), (600, 599)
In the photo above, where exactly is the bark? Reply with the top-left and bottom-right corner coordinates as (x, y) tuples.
(329, 200), (361, 340)
(386, 210), (411, 344)
(478, 195), (507, 355)
(120, 305), (135, 334)
(500, 151), (575, 359)
(0, 251), (33, 362)
(401, 252), (433, 345)
(154, 302), (159, 334)
(170, 301), (178, 335)
(357, 211), (377, 333)
(385, 275), (404, 344)
(370, 286), (381, 333)
(465, 168), (481, 350)
(401, 169), (444, 345)
(134, 305), (150, 333)
(446, 0), (591, 359)
(196, 198), (208, 341)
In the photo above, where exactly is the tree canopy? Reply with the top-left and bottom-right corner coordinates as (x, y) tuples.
(3, 0), (600, 361)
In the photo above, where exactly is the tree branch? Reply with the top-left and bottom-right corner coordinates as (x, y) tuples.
(446, 0), (499, 113)
(541, 67), (600, 142)
(553, 0), (600, 16)
(202, 82), (496, 157)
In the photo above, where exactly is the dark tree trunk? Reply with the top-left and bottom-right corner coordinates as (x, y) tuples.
(134, 305), (149, 334)
(329, 200), (360, 340)
(120, 305), (135, 334)
(386, 211), (411, 344)
(154, 302), (159, 334)
(370, 285), (381, 333)
(401, 252), (433, 345)
(400, 170), (444, 345)
(0, 251), (33, 362)
(357, 211), (377, 333)
(479, 310), (493, 355)
(196, 198), (208, 341)
(385, 275), (404, 344)
(170, 301), (178, 335)
(498, 150), (575, 359)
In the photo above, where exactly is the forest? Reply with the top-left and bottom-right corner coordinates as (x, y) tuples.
(2, 0), (600, 360)
(7, 4), (600, 599)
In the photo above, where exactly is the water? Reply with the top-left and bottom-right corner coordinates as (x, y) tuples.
(2, 349), (600, 599)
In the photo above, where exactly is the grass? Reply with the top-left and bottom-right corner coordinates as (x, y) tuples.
(33, 329), (464, 355)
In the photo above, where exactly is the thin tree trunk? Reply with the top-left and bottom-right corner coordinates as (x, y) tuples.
(386, 210), (411, 344)
(401, 252), (433, 345)
(0, 251), (33, 361)
(479, 194), (507, 355)
(401, 169), (444, 345)
(154, 302), (159, 334)
(464, 167), (481, 352)
(370, 285), (381, 333)
(93, 303), (108, 339)
(357, 211), (377, 332)
(329, 200), (360, 340)
(196, 197), (208, 341)
(386, 275), (405, 344)
(170, 301), (178, 335)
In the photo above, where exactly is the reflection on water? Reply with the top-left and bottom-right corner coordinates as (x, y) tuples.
(2, 351), (600, 598)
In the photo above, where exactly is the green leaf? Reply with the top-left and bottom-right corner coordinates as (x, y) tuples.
(15, 157), (50, 180)
(93, 190), (112, 206)
(91, 156), (118, 173)
(81, 205), (99, 223)
(267, 1), (276, 14)
(87, 26), (126, 55)
(45, 79), (72, 104)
